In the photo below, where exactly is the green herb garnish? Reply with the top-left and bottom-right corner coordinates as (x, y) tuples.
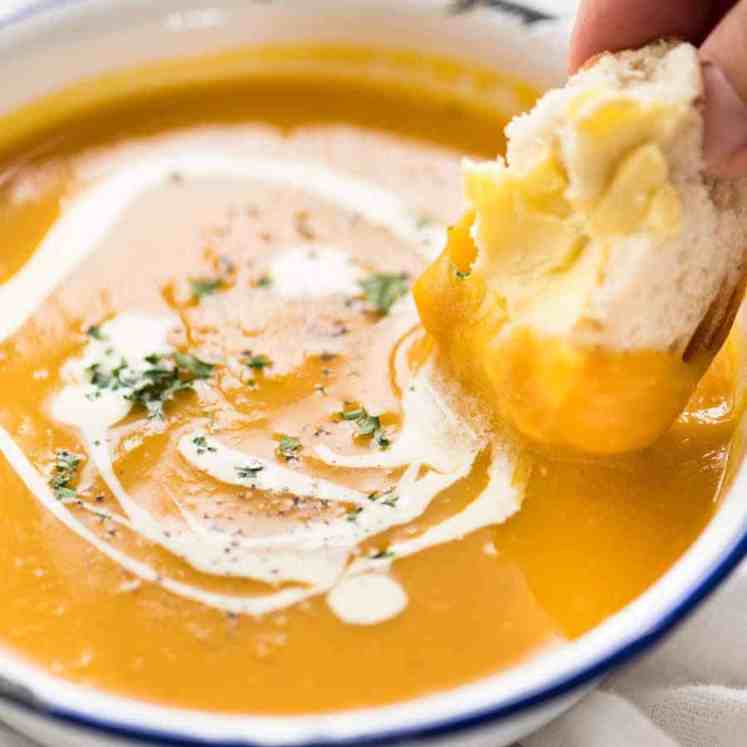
(87, 351), (215, 420)
(255, 274), (273, 288)
(243, 353), (273, 371)
(236, 462), (264, 480)
(371, 548), (395, 560)
(455, 270), (471, 279)
(173, 352), (215, 379)
(374, 430), (391, 450)
(189, 277), (224, 301)
(276, 435), (302, 461)
(337, 404), (390, 450)
(127, 354), (213, 418)
(346, 506), (363, 522)
(86, 325), (106, 341)
(359, 272), (409, 315)
(368, 489), (398, 507)
(192, 435), (216, 456)
(339, 407), (365, 422)
(49, 449), (82, 501)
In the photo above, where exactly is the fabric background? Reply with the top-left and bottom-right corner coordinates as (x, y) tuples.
(1, 1), (745, 745)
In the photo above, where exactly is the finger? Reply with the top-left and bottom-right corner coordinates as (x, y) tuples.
(569, 0), (715, 72)
(701, 0), (747, 176)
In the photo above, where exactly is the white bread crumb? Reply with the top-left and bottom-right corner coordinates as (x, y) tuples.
(500, 40), (747, 354)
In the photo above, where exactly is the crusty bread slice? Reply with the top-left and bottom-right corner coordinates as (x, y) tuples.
(414, 40), (747, 454)
(495, 39), (747, 358)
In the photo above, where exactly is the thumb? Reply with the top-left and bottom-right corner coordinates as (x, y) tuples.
(700, 0), (747, 177)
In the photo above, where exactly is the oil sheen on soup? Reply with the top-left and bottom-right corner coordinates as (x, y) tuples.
(0, 46), (739, 714)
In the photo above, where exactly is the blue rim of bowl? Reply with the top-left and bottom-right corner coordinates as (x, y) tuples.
(1, 1), (746, 745)
(5, 526), (747, 747)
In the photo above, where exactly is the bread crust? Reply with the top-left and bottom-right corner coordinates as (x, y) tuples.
(556, 41), (747, 358)
(685, 259), (747, 361)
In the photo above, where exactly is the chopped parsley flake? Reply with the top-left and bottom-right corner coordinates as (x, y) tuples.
(340, 407), (365, 422)
(276, 435), (302, 461)
(346, 506), (363, 522)
(125, 365), (191, 418)
(192, 435), (217, 456)
(371, 548), (395, 560)
(243, 352), (273, 371)
(173, 352), (215, 379)
(359, 272), (409, 315)
(255, 274), (273, 288)
(367, 489), (398, 507)
(87, 351), (215, 419)
(455, 269), (471, 279)
(236, 462), (264, 480)
(374, 430), (391, 450)
(337, 404), (390, 450)
(189, 277), (224, 301)
(86, 325), (106, 341)
(355, 413), (380, 437)
(49, 449), (83, 501)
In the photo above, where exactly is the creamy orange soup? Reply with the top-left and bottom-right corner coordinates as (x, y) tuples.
(0, 47), (740, 715)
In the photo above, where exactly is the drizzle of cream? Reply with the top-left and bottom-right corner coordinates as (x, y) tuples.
(0, 424), (318, 616)
(269, 246), (364, 299)
(47, 314), (345, 586)
(0, 149), (440, 344)
(347, 452), (522, 579)
(314, 364), (478, 473)
(0, 146), (516, 624)
(378, 451), (521, 564)
(179, 430), (470, 552)
(5, 307), (523, 623)
(326, 574), (408, 626)
(51, 312), (178, 432)
(178, 432), (370, 508)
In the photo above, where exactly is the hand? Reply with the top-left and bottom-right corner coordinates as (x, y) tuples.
(570, 0), (747, 177)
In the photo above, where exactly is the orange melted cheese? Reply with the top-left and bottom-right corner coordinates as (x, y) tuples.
(0, 46), (740, 715)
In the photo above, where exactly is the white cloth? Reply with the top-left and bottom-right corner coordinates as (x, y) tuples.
(0, 729), (35, 747)
(524, 566), (747, 747)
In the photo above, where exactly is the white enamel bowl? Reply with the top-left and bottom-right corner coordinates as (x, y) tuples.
(1, 2), (746, 746)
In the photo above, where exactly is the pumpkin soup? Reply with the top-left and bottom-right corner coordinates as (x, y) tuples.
(0, 46), (739, 714)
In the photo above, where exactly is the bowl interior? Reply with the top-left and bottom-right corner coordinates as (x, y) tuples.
(0, 2), (745, 745)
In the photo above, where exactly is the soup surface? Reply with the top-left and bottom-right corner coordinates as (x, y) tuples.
(0, 47), (740, 714)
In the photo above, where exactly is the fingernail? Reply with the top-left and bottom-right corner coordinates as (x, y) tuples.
(701, 60), (747, 178)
